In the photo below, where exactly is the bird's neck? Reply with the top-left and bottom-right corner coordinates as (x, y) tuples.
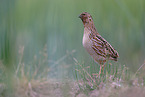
(84, 23), (99, 35)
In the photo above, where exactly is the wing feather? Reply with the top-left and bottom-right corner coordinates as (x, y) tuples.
(91, 34), (119, 61)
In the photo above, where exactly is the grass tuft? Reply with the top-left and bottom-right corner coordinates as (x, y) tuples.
(74, 58), (145, 94)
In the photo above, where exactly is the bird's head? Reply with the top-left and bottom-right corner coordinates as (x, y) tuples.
(79, 12), (93, 26)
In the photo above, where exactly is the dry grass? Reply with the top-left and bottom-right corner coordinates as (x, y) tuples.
(0, 46), (145, 97)
(74, 57), (145, 97)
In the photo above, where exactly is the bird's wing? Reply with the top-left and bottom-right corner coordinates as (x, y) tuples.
(91, 34), (119, 60)
(91, 34), (106, 58)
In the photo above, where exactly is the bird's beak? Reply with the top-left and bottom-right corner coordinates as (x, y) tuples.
(78, 15), (82, 18)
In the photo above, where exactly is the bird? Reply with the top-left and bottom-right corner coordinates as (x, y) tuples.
(79, 12), (119, 75)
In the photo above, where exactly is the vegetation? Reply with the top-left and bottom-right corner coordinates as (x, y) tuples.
(0, 46), (145, 97)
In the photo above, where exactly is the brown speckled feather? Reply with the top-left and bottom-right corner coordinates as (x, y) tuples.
(92, 34), (119, 61)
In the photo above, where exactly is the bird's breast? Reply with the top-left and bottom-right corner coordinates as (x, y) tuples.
(82, 30), (94, 55)
(82, 29), (106, 63)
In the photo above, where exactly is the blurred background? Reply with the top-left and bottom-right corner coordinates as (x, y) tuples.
(0, 0), (145, 80)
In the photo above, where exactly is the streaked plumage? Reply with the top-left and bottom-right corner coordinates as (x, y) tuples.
(79, 12), (119, 74)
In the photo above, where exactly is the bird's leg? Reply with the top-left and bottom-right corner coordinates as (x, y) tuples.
(99, 65), (102, 75)
(102, 64), (105, 74)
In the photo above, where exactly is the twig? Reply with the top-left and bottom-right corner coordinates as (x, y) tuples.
(50, 50), (76, 69)
(134, 63), (145, 76)
(73, 58), (96, 83)
(28, 82), (37, 97)
(15, 46), (24, 76)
